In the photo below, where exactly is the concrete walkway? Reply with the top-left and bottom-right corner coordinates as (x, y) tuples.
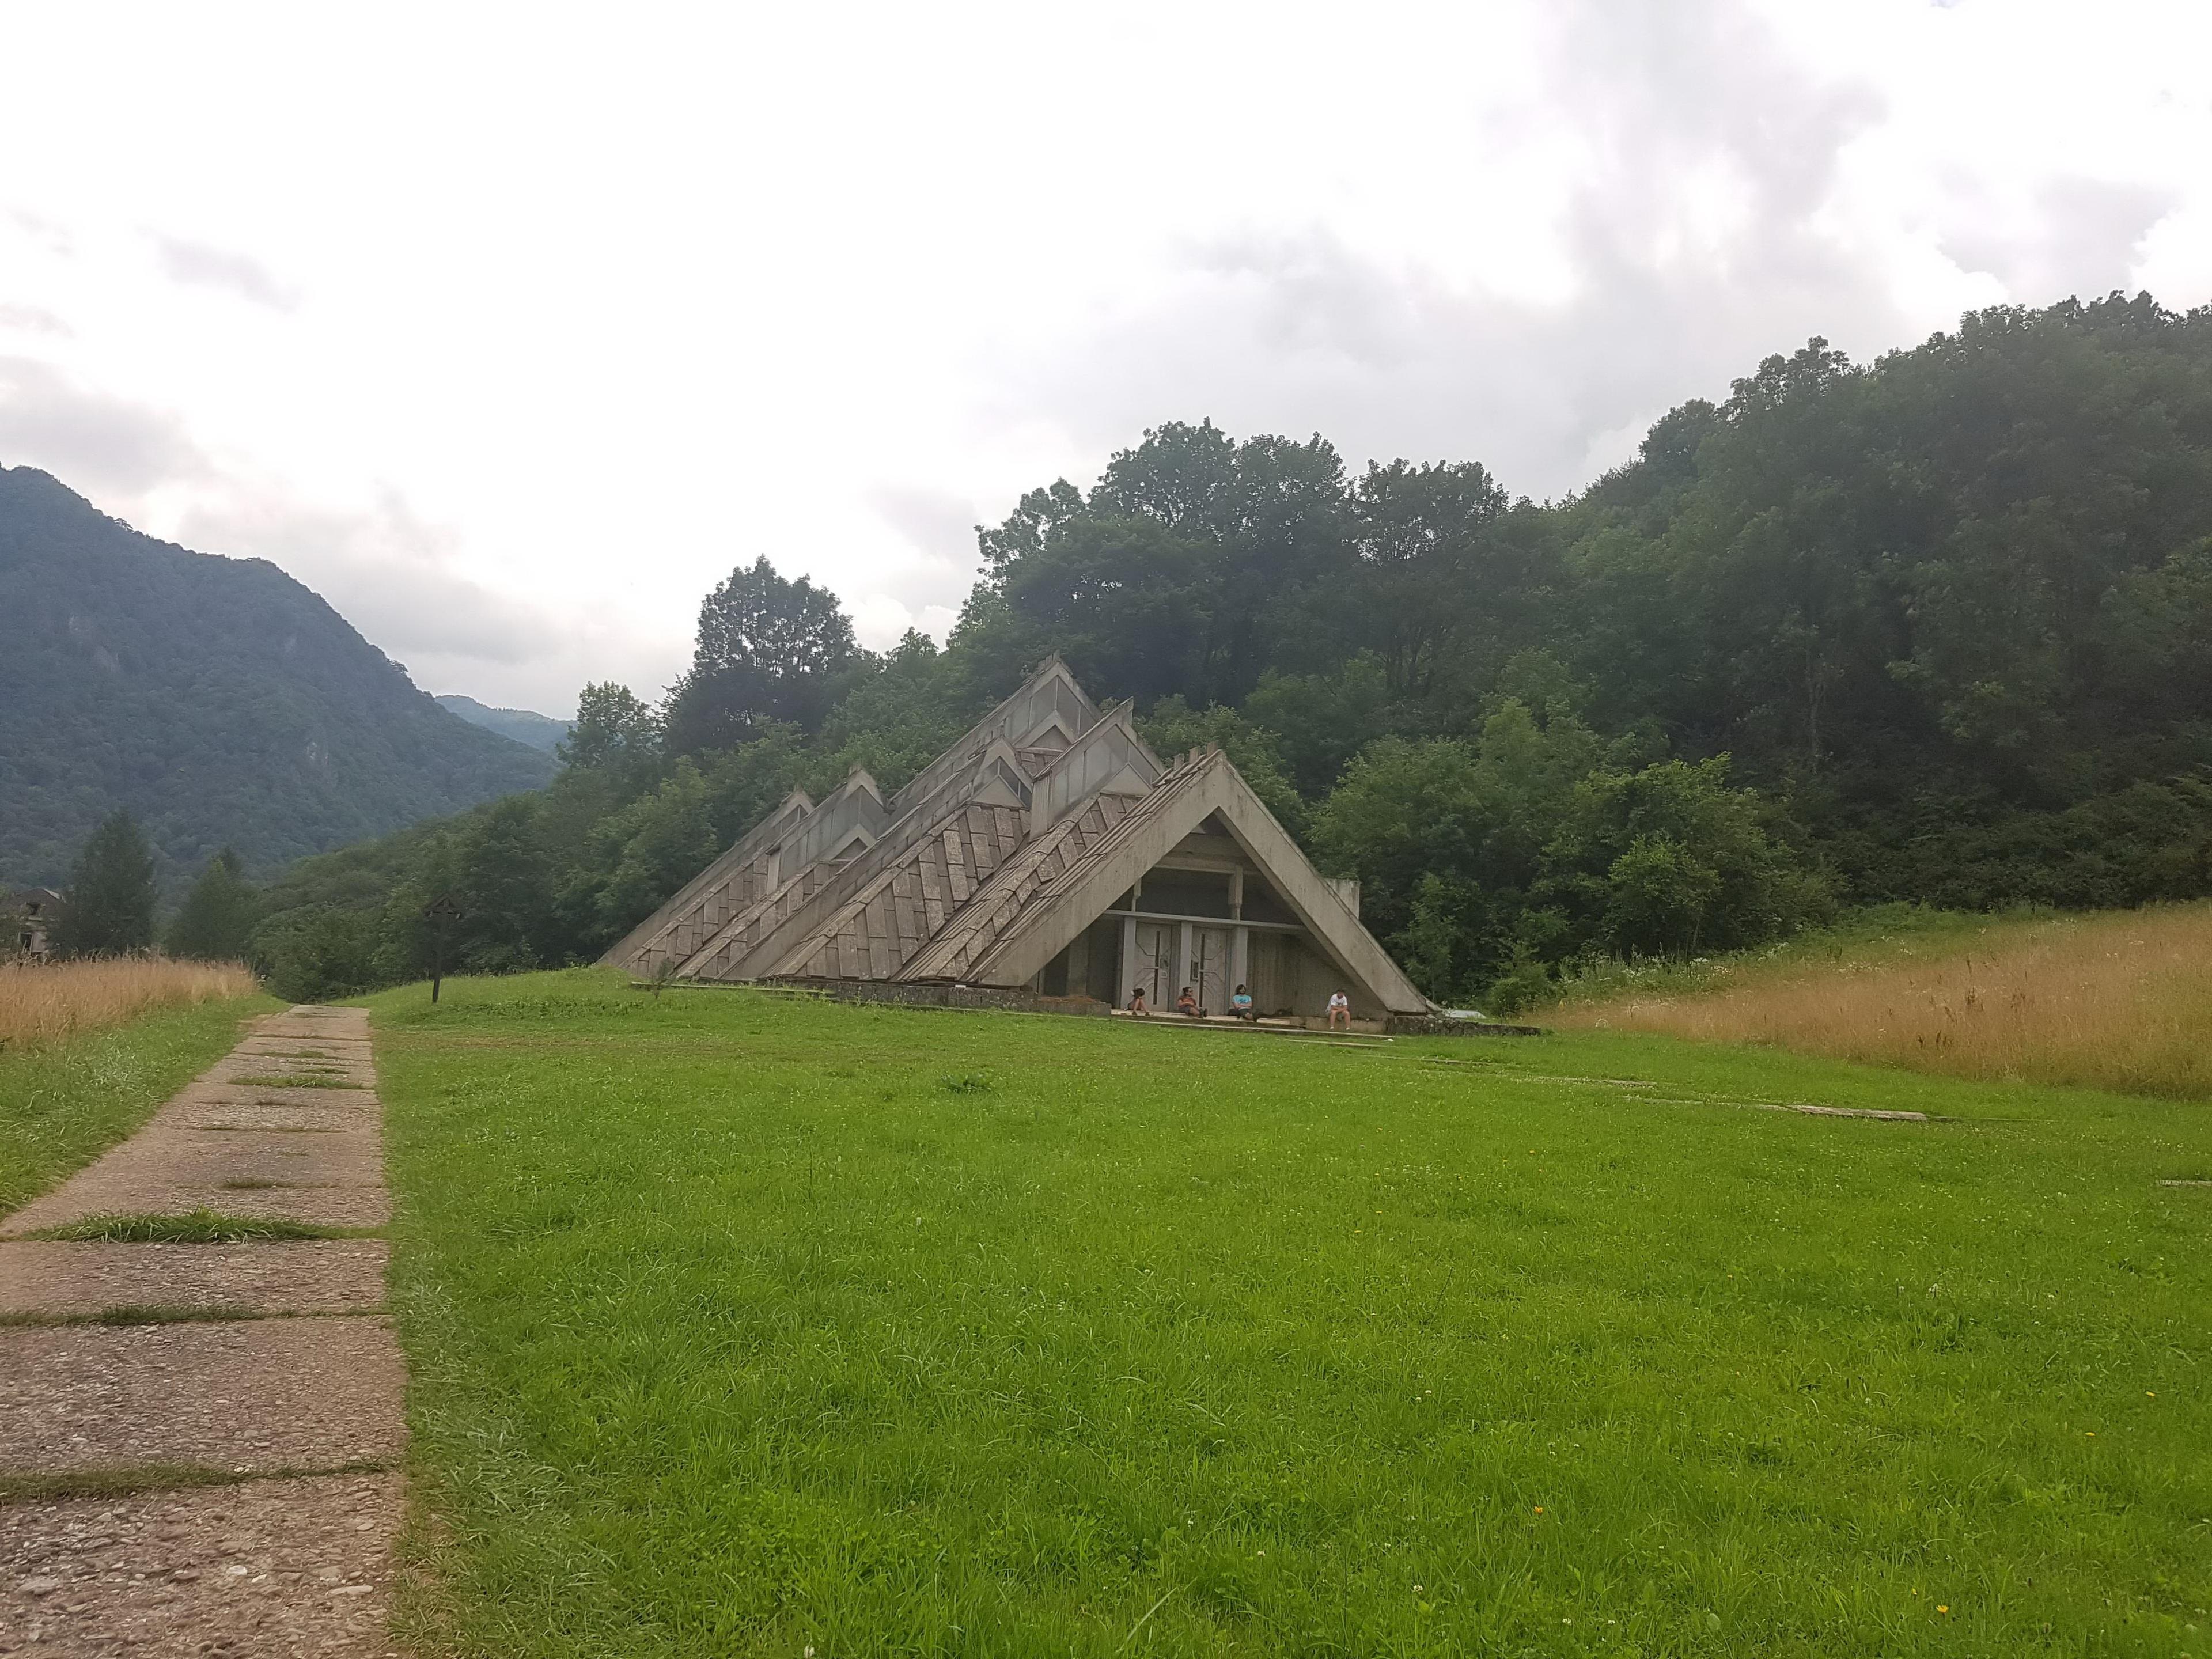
(0, 1006), (405, 1657)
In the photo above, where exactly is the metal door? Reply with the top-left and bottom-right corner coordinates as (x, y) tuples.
(1131, 921), (1175, 1007)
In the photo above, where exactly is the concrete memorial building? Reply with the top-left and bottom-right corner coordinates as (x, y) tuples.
(605, 659), (1434, 1024)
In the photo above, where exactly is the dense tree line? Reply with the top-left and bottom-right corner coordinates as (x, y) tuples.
(225, 294), (2212, 1006)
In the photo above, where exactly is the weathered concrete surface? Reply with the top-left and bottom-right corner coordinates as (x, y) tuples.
(0, 1006), (407, 1656)
(0, 1241), (389, 1318)
(0, 1472), (401, 1657)
(0, 1318), (406, 1474)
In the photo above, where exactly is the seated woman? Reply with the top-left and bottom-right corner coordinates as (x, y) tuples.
(1176, 985), (1202, 1017)
(1128, 986), (1150, 1016)
(1229, 983), (1255, 1021)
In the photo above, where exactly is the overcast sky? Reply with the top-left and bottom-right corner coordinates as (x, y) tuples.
(3, 0), (2210, 717)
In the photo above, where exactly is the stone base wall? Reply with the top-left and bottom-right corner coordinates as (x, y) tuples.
(1383, 1014), (1546, 1038)
(769, 979), (1114, 1018)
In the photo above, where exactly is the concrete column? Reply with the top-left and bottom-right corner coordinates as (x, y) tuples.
(1228, 869), (1244, 919)
(1120, 914), (1138, 1003)
(1174, 921), (1193, 1003)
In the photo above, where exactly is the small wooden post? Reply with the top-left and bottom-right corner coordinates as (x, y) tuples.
(422, 893), (464, 1004)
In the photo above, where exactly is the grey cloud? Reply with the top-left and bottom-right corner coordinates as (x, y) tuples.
(1941, 177), (2175, 304)
(998, 0), (1915, 501)
(177, 489), (543, 666)
(0, 355), (209, 494)
(150, 234), (297, 310)
(187, 483), (682, 717)
(866, 484), (979, 611)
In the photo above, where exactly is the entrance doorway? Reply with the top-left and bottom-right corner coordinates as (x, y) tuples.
(1130, 921), (1175, 1007)
(1127, 921), (1237, 1013)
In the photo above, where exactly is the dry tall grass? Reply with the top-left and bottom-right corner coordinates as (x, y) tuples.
(1551, 903), (2212, 1099)
(0, 956), (260, 1052)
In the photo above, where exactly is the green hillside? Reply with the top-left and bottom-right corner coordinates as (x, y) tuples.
(0, 465), (555, 891)
(434, 694), (571, 753)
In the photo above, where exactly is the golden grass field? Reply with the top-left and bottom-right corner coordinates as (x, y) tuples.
(0, 956), (260, 1052)
(1550, 902), (2212, 1100)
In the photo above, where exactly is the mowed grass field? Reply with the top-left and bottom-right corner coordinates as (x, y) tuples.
(368, 971), (2210, 1657)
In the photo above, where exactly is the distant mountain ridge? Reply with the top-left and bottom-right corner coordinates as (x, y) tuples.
(0, 465), (557, 890)
(435, 694), (572, 753)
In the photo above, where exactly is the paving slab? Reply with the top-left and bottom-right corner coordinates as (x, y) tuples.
(139, 1185), (392, 1229)
(0, 1471), (401, 1657)
(15, 1126), (381, 1196)
(169, 1084), (381, 1126)
(255, 1012), (369, 1042)
(0, 1242), (389, 1318)
(177, 1108), (372, 1135)
(0, 1319), (405, 1474)
(3, 1074), (384, 1236)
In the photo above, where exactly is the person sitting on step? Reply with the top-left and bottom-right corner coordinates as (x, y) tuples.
(1327, 988), (1352, 1030)
(1230, 982), (1255, 1022)
(1129, 986), (1150, 1016)
(1177, 985), (1202, 1018)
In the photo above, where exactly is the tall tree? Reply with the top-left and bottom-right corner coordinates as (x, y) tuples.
(664, 556), (858, 753)
(978, 420), (1353, 708)
(559, 681), (664, 801)
(55, 810), (157, 956)
(1349, 459), (1514, 701)
(164, 847), (260, 961)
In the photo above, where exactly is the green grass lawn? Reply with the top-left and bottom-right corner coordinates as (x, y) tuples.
(0, 993), (278, 1217)
(369, 969), (2211, 1657)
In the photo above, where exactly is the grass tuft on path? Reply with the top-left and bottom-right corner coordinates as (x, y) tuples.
(372, 968), (2210, 1658)
(0, 993), (278, 1217)
(28, 1210), (354, 1243)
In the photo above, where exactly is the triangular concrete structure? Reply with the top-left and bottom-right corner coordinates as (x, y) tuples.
(604, 660), (1433, 1018)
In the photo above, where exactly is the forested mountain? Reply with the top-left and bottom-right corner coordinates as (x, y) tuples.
(246, 295), (2212, 1006)
(434, 695), (572, 752)
(0, 465), (556, 891)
